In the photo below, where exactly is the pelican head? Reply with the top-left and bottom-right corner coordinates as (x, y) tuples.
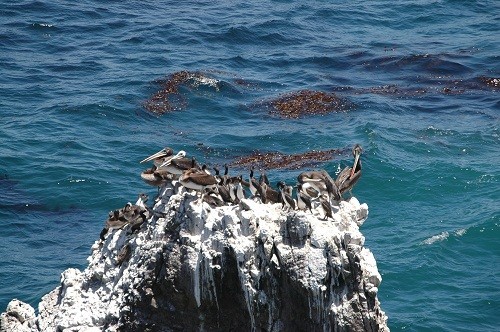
(350, 144), (363, 177)
(140, 147), (174, 164)
(159, 150), (187, 168)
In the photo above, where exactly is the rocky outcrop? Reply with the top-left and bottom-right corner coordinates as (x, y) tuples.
(1, 180), (388, 331)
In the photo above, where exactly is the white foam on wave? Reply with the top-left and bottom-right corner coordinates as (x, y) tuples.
(454, 228), (467, 237)
(421, 228), (468, 245)
(190, 75), (220, 91)
(421, 231), (449, 245)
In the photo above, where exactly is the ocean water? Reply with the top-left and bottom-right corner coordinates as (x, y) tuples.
(1, 1), (499, 330)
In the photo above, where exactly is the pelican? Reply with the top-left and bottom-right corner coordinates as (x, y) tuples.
(100, 208), (128, 240)
(299, 182), (321, 199)
(159, 153), (198, 175)
(140, 166), (172, 193)
(335, 144), (362, 197)
(297, 169), (340, 201)
(158, 150), (186, 167)
(140, 147), (174, 167)
(179, 168), (219, 199)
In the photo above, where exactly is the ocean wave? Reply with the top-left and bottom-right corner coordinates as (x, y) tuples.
(421, 228), (468, 245)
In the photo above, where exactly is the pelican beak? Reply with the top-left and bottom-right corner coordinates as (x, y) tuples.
(350, 150), (361, 177)
(140, 149), (170, 163)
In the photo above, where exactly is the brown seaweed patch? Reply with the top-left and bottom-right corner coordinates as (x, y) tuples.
(479, 76), (500, 89)
(230, 148), (345, 170)
(143, 71), (220, 115)
(266, 90), (352, 118)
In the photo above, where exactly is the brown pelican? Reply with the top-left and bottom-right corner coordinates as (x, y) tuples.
(140, 166), (172, 193)
(100, 209), (128, 240)
(140, 147), (174, 167)
(159, 153), (198, 176)
(299, 182), (321, 199)
(297, 169), (340, 201)
(335, 144), (362, 197)
(157, 150), (186, 167)
(179, 168), (219, 199)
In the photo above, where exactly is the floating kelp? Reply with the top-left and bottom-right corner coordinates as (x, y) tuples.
(357, 84), (428, 97)
(479, 76), (499, 88)
(231, 148), (345, 170)
(144, 71), (221, 115)
(266, 90), (352, 118)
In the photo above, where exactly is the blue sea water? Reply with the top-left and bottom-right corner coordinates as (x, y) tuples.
(1, 1), (499, 330)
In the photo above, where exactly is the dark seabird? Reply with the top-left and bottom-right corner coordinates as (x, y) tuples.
(256, 178), (268, 203)
(248, 167), (260, 197)
(259, 171), (270, 186)
(127, 194), (150, 233)
(229, 175), (246, 203)
(140, 147), (174, 167)
(100, 209), (128, 240)
(201, 164), (211, 175)
(335, 144), (362, 197)
(203, 189), (225, 208)
(278, 181), (296, 210)
(216, 181), (232, 204)
(320, 196), (333, 220)
(213, 166), (222, 183)
(261, 181), (280, 204)
(296, 183), (312, 212)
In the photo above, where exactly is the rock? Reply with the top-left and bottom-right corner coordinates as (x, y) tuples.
(1, 180), (389, 331)
(0, 299), (36, 332)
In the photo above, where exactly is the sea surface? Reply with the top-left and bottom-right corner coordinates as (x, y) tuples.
(1, 1), (499, 331)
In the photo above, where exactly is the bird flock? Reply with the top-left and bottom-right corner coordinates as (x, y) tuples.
(139, 145), (363, 220)
(99, 144), (362, 265)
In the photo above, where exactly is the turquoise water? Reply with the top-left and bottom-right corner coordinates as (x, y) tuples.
(1, 1), (499, 330)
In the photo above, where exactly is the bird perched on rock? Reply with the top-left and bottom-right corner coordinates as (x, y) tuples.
(297, 169), (340, 201)
(179, 167), (219, 201)
(140, 166), (172, 194)
(260, 179), (280, 204)
(248, 167), (261, 197)
(296, 183), (312, 212)
(335, 144), (362, 197)
(278, 181), (296, 210)
(158, 151), (199, 177)
(320, 195), (333, 220)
